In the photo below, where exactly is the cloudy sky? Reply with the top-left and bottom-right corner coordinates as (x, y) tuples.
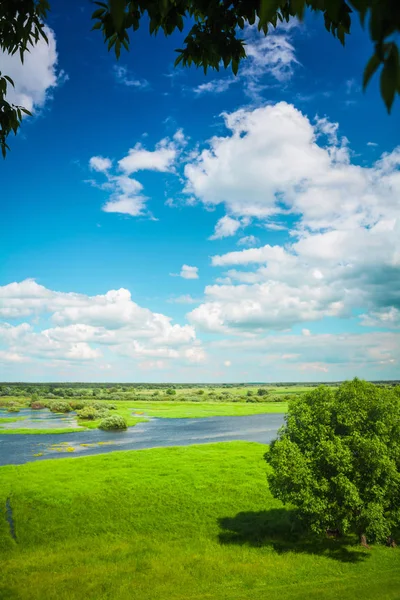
(0, 3), (399, 382)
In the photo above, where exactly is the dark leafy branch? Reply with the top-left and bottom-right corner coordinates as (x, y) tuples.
(1, 0), (400, 157)
(0, 0), (48, 157)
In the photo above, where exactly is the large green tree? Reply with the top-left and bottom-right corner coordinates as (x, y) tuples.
(265, 379), (400, 546)
(1, 1), (400, 157)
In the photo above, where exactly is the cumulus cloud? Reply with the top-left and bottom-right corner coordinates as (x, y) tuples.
(89, 156), (112, 172)
(178, 265), (199, 280)
(118, 140), (177, 174)
(209, 215), (242, 240)
(184, 102), (400, 336)
(0, 280), (205, 369)
(88, 132), (185, 217)
(1, 26), (65, 118)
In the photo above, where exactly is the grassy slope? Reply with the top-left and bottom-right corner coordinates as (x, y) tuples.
(0, 442), (399, 600)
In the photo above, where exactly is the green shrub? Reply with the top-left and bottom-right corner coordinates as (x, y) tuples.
(31, 401), (46, 410)
(49, 401), (72, 413)
(7, 406), (21, 413)
(92, 401), (110, 410)
(69, 399), (87, 410)
(76, 406), (99, 420)
(98, 415), (127, 431)
(166, 388), (176, 396)
(257, 388), (269, 397)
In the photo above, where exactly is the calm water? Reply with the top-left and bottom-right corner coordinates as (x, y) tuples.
(0, 408), (80, 430)
(0, 412), (285, 466)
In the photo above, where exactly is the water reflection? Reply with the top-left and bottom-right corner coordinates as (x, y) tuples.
(0, 408), (80, 430)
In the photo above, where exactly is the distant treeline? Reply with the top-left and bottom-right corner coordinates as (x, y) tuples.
(0, 380), (398, 397)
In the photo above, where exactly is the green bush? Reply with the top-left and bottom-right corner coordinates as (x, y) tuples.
(49, 401), (72, 413)
(98, 415), (127, 431)
(69, 399), (87, 410)
(31, 401), (46, 410)
(7, 405), (21, 413)
(76, 406), (100, 420)
(166, 388), (176, 396)
(257, 388), (269, 397)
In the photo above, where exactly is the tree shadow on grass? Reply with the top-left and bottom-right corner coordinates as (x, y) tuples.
(218, 509), (369, 564)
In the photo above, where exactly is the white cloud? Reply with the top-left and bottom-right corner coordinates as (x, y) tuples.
(194, 78), (236, 95)
(213, 331), (400, 373)
(113, 65), (149, 89)
(118, 141), (177, 174)
(0, 280), (206, 369)
(89, 156), (112, 172)
(192, 24), (299, 98)
(237, 235), (260, 247)
(184, 102), (399, 336)
(209, 215), (242, 240)
(242, 31), (299, 99)
(302, 328), (311, 336)
(179, 265), (199, 280)
(88, 133), (185, 217)
(224, 360), (232, 367)
(360, 308), (400, 329)
(186, 103), (400, 336)
(2, 26), (62, 113)
(103, 195), (148, 217)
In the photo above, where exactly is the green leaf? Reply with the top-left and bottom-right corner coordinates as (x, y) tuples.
(363, 52), (381, 90)
(109, 0), (125, 32)
(91, 8), (106, 19)
(380, 46), (399, 113)
(380, 61), (396, 113)
(232, 59), (239, 76)
(4, 75), (15, 87)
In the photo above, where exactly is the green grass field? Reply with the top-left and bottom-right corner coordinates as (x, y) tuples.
(118, 400), (289, 418)
(1, 442), (399, 600)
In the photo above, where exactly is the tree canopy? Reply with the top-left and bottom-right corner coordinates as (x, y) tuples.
(265, 379), (400, 545)
(1, 1), (400, 157)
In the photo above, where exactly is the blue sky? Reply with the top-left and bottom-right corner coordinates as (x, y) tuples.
(0, 2), (399, 382)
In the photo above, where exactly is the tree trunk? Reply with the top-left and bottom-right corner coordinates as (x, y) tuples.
(386, 536), (397, 548)
(360, 534), (370, 549)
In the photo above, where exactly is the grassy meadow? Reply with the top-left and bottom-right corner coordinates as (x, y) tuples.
(1, 442), (399, 600)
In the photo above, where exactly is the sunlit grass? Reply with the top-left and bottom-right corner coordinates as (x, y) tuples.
(0, 442), (399, 600)
(117, 400), (288, 418)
